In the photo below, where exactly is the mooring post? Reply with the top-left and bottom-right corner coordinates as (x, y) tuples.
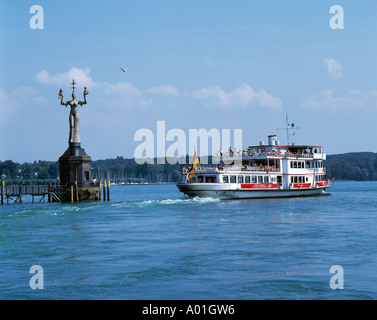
(107, 180), (110, 201)
(19, 185), (23, 204)
(48, 182), (51, 203)
(98, 166), (101, 201)
(1, 180), (4, 205)
(75, 180), (79, 202)
(71, 185), (74, 203)
(103, 180), (107, 201)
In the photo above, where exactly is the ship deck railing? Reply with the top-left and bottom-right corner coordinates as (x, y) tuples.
(182, 165), (281, 174)
(215, 150), (318, 159)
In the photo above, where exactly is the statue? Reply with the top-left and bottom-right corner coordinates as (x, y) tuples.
(58, 80), (89, 144)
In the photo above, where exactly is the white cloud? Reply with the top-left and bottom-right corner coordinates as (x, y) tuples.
(0, 86), (54, 126)
(146, 85), (179, 96)
(325, 58), (342, 78)
(103, 82), (141, 96)
(102, 82), (152, 108)
(35, 67), (98, 88)
(32, 68), (283, 111)
(301, 89), (376, 112)
(192, 83), (282, 109)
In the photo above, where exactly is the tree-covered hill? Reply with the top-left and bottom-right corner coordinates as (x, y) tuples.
(2, 152), (377, 184)
(326, 152), (377, 181)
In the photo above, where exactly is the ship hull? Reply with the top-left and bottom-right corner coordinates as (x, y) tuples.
(176, 183), (329, 200)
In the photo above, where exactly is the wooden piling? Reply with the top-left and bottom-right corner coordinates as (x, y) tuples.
(107, 180), (110, 201)
(75, 180), (79, 202)
(71, 185), (74, 203)
(48, 183), (51, 203)
(1, 180), (4, 205)
(103, 180), (107, 201)
(19, 185), (23, 204)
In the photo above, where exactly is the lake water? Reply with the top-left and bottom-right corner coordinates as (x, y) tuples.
(1, 181), (377, 300)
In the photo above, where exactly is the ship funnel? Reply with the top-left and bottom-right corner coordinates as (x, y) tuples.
(268, 135), (278, 146)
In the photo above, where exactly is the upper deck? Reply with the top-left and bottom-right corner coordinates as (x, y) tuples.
(183, 134), (327, 177)
(216, 135), (326, 163)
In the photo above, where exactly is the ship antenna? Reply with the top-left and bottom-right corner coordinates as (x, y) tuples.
(277, 114), (299, 146)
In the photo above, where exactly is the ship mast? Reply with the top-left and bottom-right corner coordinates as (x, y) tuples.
(277, 114), (299, 146)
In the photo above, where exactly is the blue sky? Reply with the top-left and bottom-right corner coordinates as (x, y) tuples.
(1, 0), (377, 163)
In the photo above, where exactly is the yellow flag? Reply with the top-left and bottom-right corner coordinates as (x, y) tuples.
(188, 152), (199, 179)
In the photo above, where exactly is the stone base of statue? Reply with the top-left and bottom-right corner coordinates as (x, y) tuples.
(58, 142), (101, 202)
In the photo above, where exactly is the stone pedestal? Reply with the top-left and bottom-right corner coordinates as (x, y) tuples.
(59, 143), (100, 202)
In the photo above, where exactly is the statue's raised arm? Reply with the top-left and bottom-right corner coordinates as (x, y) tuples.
(78, 87), (89, 106)
(58, 88), (69, 106)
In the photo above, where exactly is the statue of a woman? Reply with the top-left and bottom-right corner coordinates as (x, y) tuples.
(58, 81), (89, 144)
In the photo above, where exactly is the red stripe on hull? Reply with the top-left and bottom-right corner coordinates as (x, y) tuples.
(241, 183), (279, 189)
(293, 183), (310, 189)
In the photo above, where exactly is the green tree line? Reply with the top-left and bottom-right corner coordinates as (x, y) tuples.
(2, 152), (377, 185)
(326, 152), (377, 181)
(0, 160), (59, 185)
(0, 157), (182, 185)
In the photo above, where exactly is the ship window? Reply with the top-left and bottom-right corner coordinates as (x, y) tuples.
(230, 175), (236, 183)
(198, 176), (204, 183)
(238, 176), (243, 184)
(252, 176), (257, 183)
(206, 176), (216, 183)
(223, 175), (229, 183)
(258, 176), (263, 183)
(245, 176), (250, 183)
(306, 161), (310, 168)
(290, 161), (293, 168)
(298, 162), (301, 169)
(263, 176), (269, 183)
(271, 177), (277, 183)
(192, 177), (197, 183)
(294, 161), (297, 168)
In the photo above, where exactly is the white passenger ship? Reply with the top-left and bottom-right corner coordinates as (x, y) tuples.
(177, 129), (331, 199)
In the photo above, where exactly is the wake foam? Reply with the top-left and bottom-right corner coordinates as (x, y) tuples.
(111, 196), (220, 209)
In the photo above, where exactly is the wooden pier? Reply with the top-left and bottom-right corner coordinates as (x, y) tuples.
(1, 180), (110, 205)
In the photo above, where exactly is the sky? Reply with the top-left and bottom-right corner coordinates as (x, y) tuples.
(1, 0), (377, 163)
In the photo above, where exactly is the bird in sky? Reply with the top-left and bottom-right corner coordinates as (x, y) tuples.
(120, 67), (128, 72)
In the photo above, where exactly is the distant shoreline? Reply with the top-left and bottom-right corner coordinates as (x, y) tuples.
(2, 151), (377, 183)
